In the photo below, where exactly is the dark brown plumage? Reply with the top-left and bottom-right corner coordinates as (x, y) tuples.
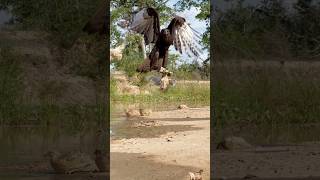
(148, 29), (173, 71)
(131, 8), (201, 72)
(147, 16), (186, 71)
(130, 7), (160, 45)
(146, 8), (160, 44)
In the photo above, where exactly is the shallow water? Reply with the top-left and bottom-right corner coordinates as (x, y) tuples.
(110, 104), (205, 139)
(111, 117), (202, 139)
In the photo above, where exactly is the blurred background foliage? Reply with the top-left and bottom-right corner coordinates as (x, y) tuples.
(0, 0), (107, 127)
(0, 0), (103, 47)
(214, 0), (320, 60)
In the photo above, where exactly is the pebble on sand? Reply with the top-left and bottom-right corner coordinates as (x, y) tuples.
(139, 108), (152, 116)
(125, 109), (140, 117)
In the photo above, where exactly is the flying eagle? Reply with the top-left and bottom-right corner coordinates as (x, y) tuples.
(129, 7), (203, 72)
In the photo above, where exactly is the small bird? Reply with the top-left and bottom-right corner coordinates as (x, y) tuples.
(160, 75), (170, 90)
(139, 108), (152, 116)
(189, 169), (203, 180)
(159, 67), (173, 90)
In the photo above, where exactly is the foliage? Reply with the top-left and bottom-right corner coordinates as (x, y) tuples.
(0, 0), (103, 47)
(213, 61), (320, 143)
(112, 82), (210, 107)
(111, 0), (210, 78)
(111, 0), (176, 47)
(288, 0), (320, 58)
(0, 48), (23, 124)
(0, 2), (107, 126)
(0, 48), (105, 128)
(112, 34), (144, 77)
(214, 0), (320, 60)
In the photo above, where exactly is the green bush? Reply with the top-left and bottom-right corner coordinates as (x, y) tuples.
(0, 48), (23, 124)
(0, 0), (103, 47)
(214, 0), (320, 60)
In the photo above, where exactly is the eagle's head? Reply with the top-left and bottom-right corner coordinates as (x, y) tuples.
(160, 29), (173, 46)
(161, 29), (170, 36)
(160, 29), (173, 44)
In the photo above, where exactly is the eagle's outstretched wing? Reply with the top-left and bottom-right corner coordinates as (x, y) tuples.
(129, 7), (160, 45)
(169, 16), (203, 58)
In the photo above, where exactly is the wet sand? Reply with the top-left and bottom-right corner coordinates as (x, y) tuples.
(111, 153), (197, 180)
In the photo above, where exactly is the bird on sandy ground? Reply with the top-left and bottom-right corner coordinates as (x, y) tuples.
(189, 169), (203, 180)
(159, 67), (173, 90)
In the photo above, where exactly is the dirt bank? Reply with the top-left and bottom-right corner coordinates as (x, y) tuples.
(0, 29), (104, 105)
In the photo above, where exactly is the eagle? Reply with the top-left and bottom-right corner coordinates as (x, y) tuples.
(82, 5), (203, 72)
(129, 7), (203, 72)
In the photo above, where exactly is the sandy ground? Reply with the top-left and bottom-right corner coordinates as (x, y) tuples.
(176, 80), (210, 85)
(212, 142), (320, 179)
(110, 107), (210, 180)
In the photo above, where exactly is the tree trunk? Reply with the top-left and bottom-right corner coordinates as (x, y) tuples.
(140, 37), (147, 59)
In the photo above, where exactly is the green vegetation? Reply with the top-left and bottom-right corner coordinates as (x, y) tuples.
(111, 0), (209, 49)
(113, 46), (210, 80)
(214, 0), (320, 143)
(213, 61), (320, 143)
(112, 34), (144, 77)
(214, 0), (320, 60)
(110, 0), (210, 109)
(0, 48), (105, 130)
(0, 48), (23, 125)
(111, 0), (210, 77)
(214, 62), (320, 125)
(0, 1), (107, 130)
(0, 0), (103, 47)
(112, 82), (210, 107)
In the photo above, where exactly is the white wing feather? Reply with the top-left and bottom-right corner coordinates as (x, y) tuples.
(130, 12), (203, 58)
(174, 22), (203, 58)
(180, 25), (193, 56)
